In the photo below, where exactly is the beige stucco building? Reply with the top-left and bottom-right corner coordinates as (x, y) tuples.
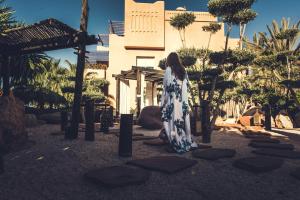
(89, 0), (239, 116)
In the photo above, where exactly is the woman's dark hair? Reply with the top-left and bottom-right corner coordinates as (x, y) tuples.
(166, 52), (186, 81)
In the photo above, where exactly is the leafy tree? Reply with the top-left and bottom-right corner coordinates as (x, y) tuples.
(192, 0), (257, 133)
(202, 23), (222, 67)
(170, 12), (196, 48)
(246, 18), (300, 108)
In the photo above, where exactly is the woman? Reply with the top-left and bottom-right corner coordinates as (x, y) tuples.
(160, 52), (198, 153)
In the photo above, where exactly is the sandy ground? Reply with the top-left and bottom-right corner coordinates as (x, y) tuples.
(0, 124), (300, 200)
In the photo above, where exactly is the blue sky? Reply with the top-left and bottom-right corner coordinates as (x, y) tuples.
(5, 0), (300, 65)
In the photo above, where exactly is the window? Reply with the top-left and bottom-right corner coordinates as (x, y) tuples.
(136, 56), (155, 68)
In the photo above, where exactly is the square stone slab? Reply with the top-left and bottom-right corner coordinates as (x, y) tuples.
(290, 168), (300, 180)
(127, 156), (197, 174)
(249, 142), (294, 150)
(252, 149), (300, 159)
(133, 136), (159, 141)
(143, 138), (168, 146)
(192, 148), (236, 160)
(251, 138), (280, 144)
(233, 157), (284, 173)
(84, 166), (151, 188)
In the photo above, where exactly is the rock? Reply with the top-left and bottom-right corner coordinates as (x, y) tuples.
(137, 106), (163, 130)
(38, 112), (61, 124)
(127, 156), (197, 174)
(25, 114), (40, 127)
(238, 116), (252, 126)
(233, 157), (284, 173)
(84, 166), (151, 188)
(252, 149), (300, 159)
(275, 114), (293, 129)
(251, 138), (280, 144)
(0, 96), (27, 151)
(249, 142), (294, 150)
(192, 148), (236, 160)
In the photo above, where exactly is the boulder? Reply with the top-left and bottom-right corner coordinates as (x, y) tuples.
(238, 116), (252, 126)
(137, 106), (163, 130)
(0, 96), (27, 151)
(275, 114), (293, 129)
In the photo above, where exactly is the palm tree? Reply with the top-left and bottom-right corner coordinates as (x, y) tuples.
(69, 0), (89, 139)
(246, 18), (300, 107)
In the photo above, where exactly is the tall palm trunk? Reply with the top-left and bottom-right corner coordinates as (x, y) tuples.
(69, 0), (89, 139)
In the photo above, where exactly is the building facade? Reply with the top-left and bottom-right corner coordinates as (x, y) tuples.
(92, 0), (239, 115)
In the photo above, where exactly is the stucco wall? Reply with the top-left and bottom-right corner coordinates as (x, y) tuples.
(106, 0), (240, 113)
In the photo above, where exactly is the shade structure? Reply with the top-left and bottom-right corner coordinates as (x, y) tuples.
(0, 18), (98, 56)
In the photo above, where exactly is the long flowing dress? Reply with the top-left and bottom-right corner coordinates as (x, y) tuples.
(160, 66), (197, 153)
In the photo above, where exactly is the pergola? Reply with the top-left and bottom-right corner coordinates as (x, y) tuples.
(0, 18), (98, 95)
(113, 66), (164, 117)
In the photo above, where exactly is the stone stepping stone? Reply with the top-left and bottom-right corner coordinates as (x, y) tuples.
(233, 157), (284, 173)
(249, 142), (294, 150)
(127, 156), (197, 174)
(242, 130), (271, 137)
(196, 144), (213, 149)
(84, 166), (151, 188)
(115, 133), (144, 137)
(133, 136), (159, 141)
(253, 149), (300, 159)
(251, 138), (280, 144)
(192, 148), (236, 160)
(143, 138), (168, 146)
(245, 135), (271, 139)
(290, 168), (300, 180)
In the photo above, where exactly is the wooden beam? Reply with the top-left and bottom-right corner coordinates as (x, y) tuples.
(136, 69), (141, 117)
(116, 78), (120, 118)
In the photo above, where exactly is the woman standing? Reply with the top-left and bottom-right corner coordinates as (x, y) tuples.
(160, 52), (198, 153)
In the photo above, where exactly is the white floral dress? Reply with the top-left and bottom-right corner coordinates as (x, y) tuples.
(160, 67), (197, 153)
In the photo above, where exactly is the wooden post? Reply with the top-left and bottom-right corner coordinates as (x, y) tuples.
(60, 110), (68, 131)
(201, 100), (211, 143)
(85, 99), (95, 141)
(116, 78), (120, 118)
(136, 70), (141, 117)
(264, 104), (272, 131)
(2, 56), (10, 96)
(69, 0), (89, 139)
(118, 114), (133, 157)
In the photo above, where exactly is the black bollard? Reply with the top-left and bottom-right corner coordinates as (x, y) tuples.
(85, 100), (95, 141)
(118, 114), (133, 157)
(201, 100), (211, 143)
(0, 154), (3, 174)
(60, 110), (68, 131)
(108, 106), (114, 127)
(100, 109), (110, 134)
(264, 104), (272, 131)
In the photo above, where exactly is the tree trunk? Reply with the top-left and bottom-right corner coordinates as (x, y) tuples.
(2, 56), (10, 96)
(69, 0), (89, 139)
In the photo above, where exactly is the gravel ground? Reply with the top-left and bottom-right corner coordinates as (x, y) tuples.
(0, 124), (300, 200)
